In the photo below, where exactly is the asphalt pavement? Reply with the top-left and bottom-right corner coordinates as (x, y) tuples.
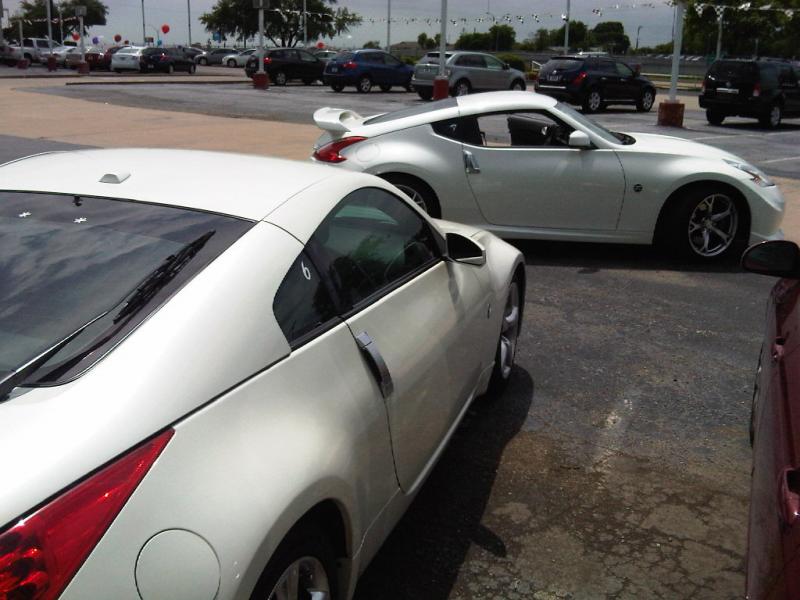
(0, 133), (772, 599)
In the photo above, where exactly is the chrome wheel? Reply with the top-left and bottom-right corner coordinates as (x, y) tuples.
(358, 76), (372, 93)
(267, 556), (330, 600)
(770, 105), (782, 128)
(687, 193), (738, 257)
(587, 90), (602, 112)
(498, 282), (520, 379)
(394, 184), (428, 213)
(275, 71), (287, 85)
(641, 90), (654, 111)
(454, 80), (470, 96)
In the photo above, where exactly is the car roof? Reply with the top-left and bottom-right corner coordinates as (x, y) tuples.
(456, 91), (557, 115)
(0, 149), (351, 221)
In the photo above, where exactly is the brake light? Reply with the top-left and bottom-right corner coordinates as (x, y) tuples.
(342, 61), (357, 70)
(572, 71), (587, 85)
(0, 429), (173, 600)
(753, 82), (761, 97)
(263, 56), (272, 65)
(313, 136), (367, 163)
(159, 54), (169, 62)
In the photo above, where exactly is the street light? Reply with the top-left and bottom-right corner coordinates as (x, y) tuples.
(564, 0), (571, 53)
(187, 0), (192, 46)
(386, 0), (391, 52)
(75, 4), (87, 74)
(432, 0), (448, 100)
(635, 25), (643, 50)
(141, 0), (146, 46)
(253, 0), (269, 89)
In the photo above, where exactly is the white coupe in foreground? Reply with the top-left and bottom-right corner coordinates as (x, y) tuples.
(0, 149), (523, 600)
(312, 91), (785, 260)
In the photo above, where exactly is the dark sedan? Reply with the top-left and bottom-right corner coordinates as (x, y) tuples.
(743, 240), (800, 600)
(244, 48), (324, 85)
(140, 47), (196, 74)
(323, 49), (413, 93)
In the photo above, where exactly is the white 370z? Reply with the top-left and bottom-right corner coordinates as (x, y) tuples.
(312, 91), (785, 261)
(0, 149), (523, 600)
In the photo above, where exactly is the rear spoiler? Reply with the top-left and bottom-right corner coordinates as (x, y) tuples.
(313, 107), (365, 133)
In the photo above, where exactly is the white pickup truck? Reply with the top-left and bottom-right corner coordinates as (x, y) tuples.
(0, 42), (23, 65)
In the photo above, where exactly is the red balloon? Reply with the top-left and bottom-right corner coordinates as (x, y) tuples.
(316, 41), (325, 49)
(114, 34), (122, 42)
(72, 33), (80, 41)
(161, 24), (170, 34)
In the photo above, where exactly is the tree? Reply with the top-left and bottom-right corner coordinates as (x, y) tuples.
(590, 21), (630, 53)
(13, 0), (108, 40)
(454, 31), (491, 51)
(417, 32), (438, 50)
(549, 20), (589, 50)
(488, 24), (515, 52)
(200, 0), (361, 47)
(362, 40), (380, 49)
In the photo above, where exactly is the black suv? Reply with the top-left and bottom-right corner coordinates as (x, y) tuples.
(140, 47), (196, 74)
(245, 48), (324, 85)
(699, 59), (800, 128)
(534, 55), (656, 113)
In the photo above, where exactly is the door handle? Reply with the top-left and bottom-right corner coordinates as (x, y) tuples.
(463, 150), (480, 174)
(354, 332), (394, 399)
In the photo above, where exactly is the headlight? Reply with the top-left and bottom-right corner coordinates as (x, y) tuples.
(724, 159), (774, 187)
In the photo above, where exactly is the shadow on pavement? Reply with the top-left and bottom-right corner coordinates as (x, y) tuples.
(352, 368), (535, 600)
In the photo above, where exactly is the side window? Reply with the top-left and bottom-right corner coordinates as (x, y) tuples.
(309, 188), (441, 310)
(23, 39), (34, 47)
(760, 64), (778, 88)
(271, 49), (286, 60)
(599, 60), (616, 73)
(366, 52), (385, 64)
(471, 111), (574, 148)
(432, 117), (483, 146)
(273, 252), (338, 346)
(384, 54), (402, 66)
(615, 62), (634, 77)
(298, 50), (317, 62)
(779, 66), (797, 86)
(37, 40), (50, 49)
(484, 55), (504, 70)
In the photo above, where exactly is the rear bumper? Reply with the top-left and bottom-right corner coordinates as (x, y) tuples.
(699, 94), (770, 116)
(534, 84), (581, 103)
(323, 73), (359, 85)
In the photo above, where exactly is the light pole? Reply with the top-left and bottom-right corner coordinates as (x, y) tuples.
(432, 0), (448, 100)
(635, 25), (643, 50)
(75, 4), (87, 74)
(141, 0), (146, 46)
(303, 0), (307, 46)
(187, 0), (192, 46)
(386, 0), (391, 52)
(657, 0), (686, 127)
(253, 0), (269, 89)
(57, 4), (64, 43)
(45, 0), (53, 52)
(564, 0), (570, 54)
(714, 7), (724, 60)
(0, 2), (5, 45)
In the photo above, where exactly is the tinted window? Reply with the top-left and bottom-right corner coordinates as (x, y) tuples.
(363, 52), (385, 64)
(545, 58), (583, 71)
(363, 97), (457, 125)
(0, 192), (252, 386)
(335, 52), (354, 62)
(298, 50), (317, 62)
(456, 54), (486, 68)
(384, 54), (402, 66)
(309, 188), (440, 310)
(760, 63), (779, 88)
(708, 60), (758, 80)
(273, 252), (338, 346)
(485, 55), (504, 70)
(598, 60), (616, 73)
(420, 52), (453, 64)
(432, 116), (483, 146)
(616, 62), (634, 77)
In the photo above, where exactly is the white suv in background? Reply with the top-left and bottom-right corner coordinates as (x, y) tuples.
(110, 46), (145, 72)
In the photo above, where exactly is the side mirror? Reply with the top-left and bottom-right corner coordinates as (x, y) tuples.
(742, 241), (800, 278)
(633, 63), (641, 75)
(502, 63), (509, 70)
(568, 131), (592, 148)
(446, 232), (486, 266)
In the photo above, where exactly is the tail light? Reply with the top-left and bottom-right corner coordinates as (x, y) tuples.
(263, 56), (272, 65)
(159, 54), (169, 62)
(0, 429), (174, 600)
(572, 71), (587, 85)
(753, 82), (761, 97)
(313, 136), (367, 163)
(342, 61), (357, 70)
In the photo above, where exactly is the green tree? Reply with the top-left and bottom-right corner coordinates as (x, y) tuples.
(417, 32), (438, 50)
(549, 20), (589, 50)
(488, 24), (515, 51)
(590, 21), (630, 53)
(362, 40), (380, 49)
(454, 31), (491, 51)
(200, 0), (361, 47)
(13, 0), (108, 40)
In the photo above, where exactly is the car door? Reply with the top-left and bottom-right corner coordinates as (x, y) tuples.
(483, 54), (508, 90)
(459, 110), (625, 231)
(383, 52), (407, 85)
(362, 52), (388, 84)
(779, 65), (800, 116)
(305, 187), (489, 492)
(614, 61), (638, 101)
(456, 54), (487, 89)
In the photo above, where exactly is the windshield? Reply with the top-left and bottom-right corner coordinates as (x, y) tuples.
(117, 47), (141, 55)
(0, 192), (252, 386)
(554, 102), (631, 145)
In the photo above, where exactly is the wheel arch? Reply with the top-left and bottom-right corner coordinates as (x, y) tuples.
(377, 171), (442, 218)
(653, 179), (751, 245)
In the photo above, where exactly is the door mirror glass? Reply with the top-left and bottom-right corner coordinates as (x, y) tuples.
(446, 233), (486, 266)
(568, 131), (592, 148)
(742, 241), (800, 278)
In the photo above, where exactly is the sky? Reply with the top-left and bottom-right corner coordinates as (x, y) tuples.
(2, 0), (679, 49)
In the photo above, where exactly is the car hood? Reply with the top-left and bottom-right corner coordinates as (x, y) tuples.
(621, 132), (741, 162)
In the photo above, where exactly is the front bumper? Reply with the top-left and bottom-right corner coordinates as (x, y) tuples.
(746, 182), (786, 245)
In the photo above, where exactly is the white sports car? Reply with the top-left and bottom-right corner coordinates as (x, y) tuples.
(0, 149), (523, 600)
(312, 91), (785, 260)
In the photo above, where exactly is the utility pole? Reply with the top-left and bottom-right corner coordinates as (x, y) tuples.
(0, 1), (5, 45)
(432, 0), (448, 100)
(76, 5), (85, 61)
(714, 6), (724, 59)
(187, 0), (192, 46)
(636, 25), (642, 50)
(253, 0), (269, 88)
(303, 0), (307, 46)
(57, 5), (63, 43)
(45, 0), (53, 52)
(386, 0), (391, 52)
(668, 1), (685, 103)
(564, 0), (570, 53)
(141, 0), (146, 46)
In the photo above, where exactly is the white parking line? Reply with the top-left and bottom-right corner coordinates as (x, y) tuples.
(759, 156), (800, 164)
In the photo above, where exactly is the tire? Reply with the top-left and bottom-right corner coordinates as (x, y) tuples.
(274, 70), (287, 86)
(759, 103), (782, 129)
(636, 88), (655, 112)
(198, 57), (208, 66)
(357, 75), (372, 93)
(417, 87), (433, 101)
(662, 185), (743, 260)
(331, 83), (344, 92)
(167, 64), (174, 74)
(227, 59), (237, 67)
(510, 78), (526, 91)
(379, 83), (392, 92)
(249, 522), (337, 600)
(451, 78), (471, 97)
(706, 109), (725, 125)
(582, 87), (603, 113)
(188, 63), (196, 74)
(486, 276), (522, 398)
(380, 173), (441, 218)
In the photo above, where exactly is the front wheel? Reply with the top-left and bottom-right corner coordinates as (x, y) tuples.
(417, 87), (433, 101)
(227, 59), (236, 67)
(636, 88), (655, 112)
(582, 88), (603, 113)
(452, 78), (471, 97)
(706, 109), (725, 125)
(273, 70), (287, 86)
(486, 277), (522, 398)
(759, 103), (782, 129)
(357, 75), (372, 93)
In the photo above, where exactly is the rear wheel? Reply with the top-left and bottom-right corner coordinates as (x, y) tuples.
(380, 174), (441, 217)
(417, 87), (433, 101)
(759, 103), (782, 129)
(198, 57), (208, 66)
(582, 88), (603, 113)
(331, 83), (344, 92)
(706, 109), (725, 125)
(636, 88), (655, 112)
(379, 83), (392, 92)
(452, 78), (471, 97)
(274, 70), (288, 86)
(227, 59), (237, 67)
(357, 75), (372, 93)
(486, 277), (522, 398)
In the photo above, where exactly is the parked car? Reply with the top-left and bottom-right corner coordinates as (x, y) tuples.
(312, 91), (785, 261)
(20, 37), (55, 62)
(741, 239), (800, 600)
(140, 47), (196, 74)
(699, 59), (800, 129)
(0, 42), (22, 66)
(412, 51), (526, 100)
(40, 44), (72, 66)
(111, 46), (146, 72)
(63, 46), (86, 69)
(311, 49), (338, 63)
(195, 47), (237, 65)
(0, 147), (523, 600)
(534, 54), (656, 113)
(223, 48), (255, 67)
(85, 45), (124, 70)
(245, 47), (325, 85)
(323, 49), (414, 93)
(182, 47), (204, 61)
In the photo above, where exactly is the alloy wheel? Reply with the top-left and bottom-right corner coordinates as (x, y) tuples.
(687, 193), (738, 257)
(358, 77), (371, 93)
(499, 282), (520, 379)
(642, 91), (654, 111)
(455, 80), (470, 96)
(394, 184), (428, 213)
(275, 71), (287, 85)
(770, 105), (782, 128)
(266, 557), (330, 600)
(588, 91), (601, 112)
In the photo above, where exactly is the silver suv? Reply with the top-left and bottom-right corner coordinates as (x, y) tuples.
(412, 51), (526, 100)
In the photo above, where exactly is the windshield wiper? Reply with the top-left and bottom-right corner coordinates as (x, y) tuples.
(0, 311), (109, 400)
